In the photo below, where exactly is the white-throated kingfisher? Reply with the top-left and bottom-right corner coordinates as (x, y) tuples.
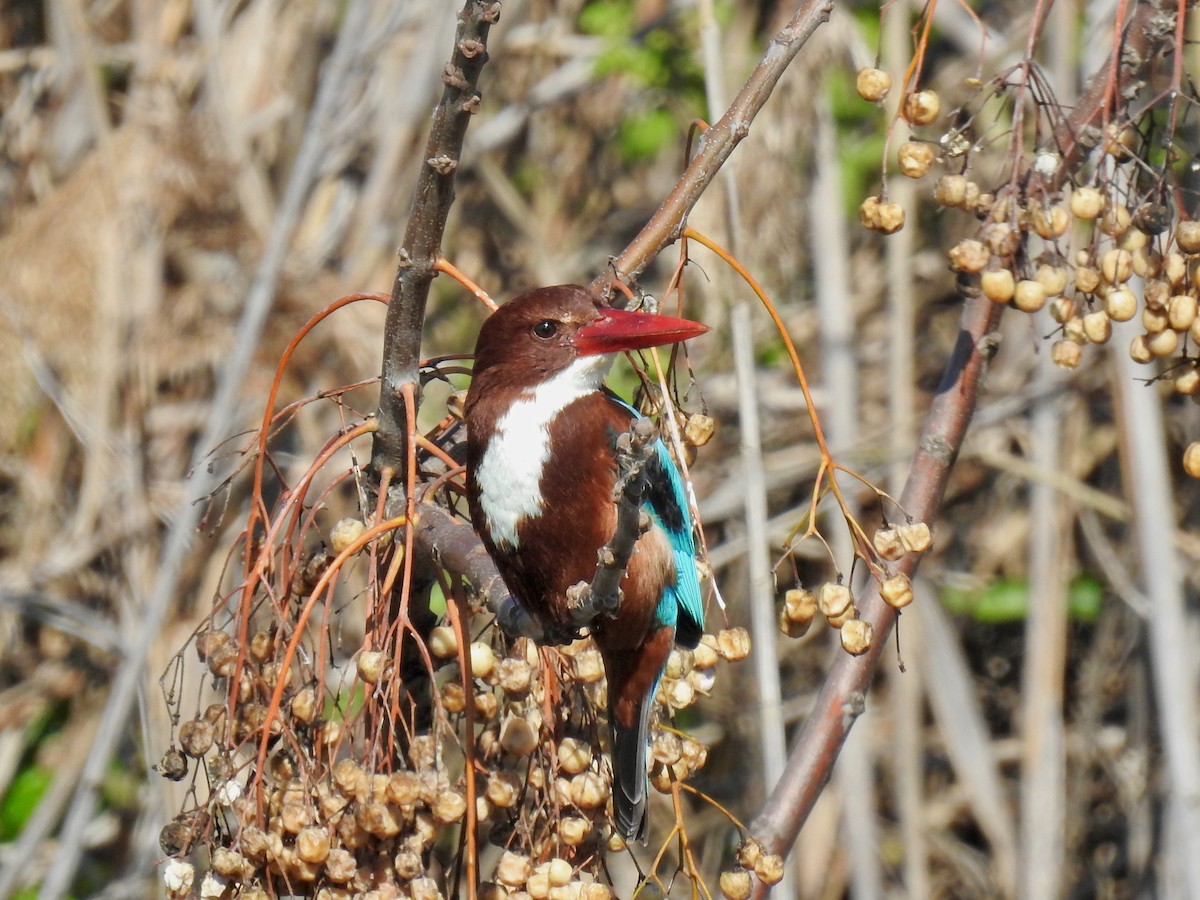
(464, 284), (708, 840)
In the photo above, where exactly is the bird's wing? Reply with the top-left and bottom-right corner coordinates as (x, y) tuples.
(606, 393), (705, 645)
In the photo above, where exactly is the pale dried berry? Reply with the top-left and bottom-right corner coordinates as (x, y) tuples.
(196, 629), (230, 662)
(486, 771), (521, 808)
(1100, 249), (1134, 284)
(934, 175), (969, 208)
(497, 658), (533, 695)
(684, 413), (716, 447)
(410, 878), (443, 900)
(572, 648), (605, 683)
(1032, 204), (1070, 239)
(649, 760), (676, 793)
(1129, 334), (1154, 364)
(1075, 265), (1100, 293)
(1049, 297), (1075, 325)
(1104, 122), (1138, 158)
(179, 719), (214, 758)
(665, 677), (696, 709)
(212, 847), (250, 879)
(716, 627), (751, 661)
(1035, 264), (1069, 296)
(719, 869), (753, 900)
(817, 583), (852, 619)
(880, 573), (914, 609)
(1083, 311), (1112, 345)
(875, 200), (904, 234)
(330, 517), (366, 554)
(558, 736), (593, 775)
(1105, 287), (1137, 322)
(545, 858), (573, 887)
(689, 666), (716, 693)
(902, 90), (941, 125)
(693, 636), (719, 669)
(665, 648), (692, 679)
(754, 853), (786, 886)
(470, 641), (497, 680)
(964, 181), (983, 210)
(207, 644), (238, 679)
(1175, 366), (1200, 396)
(359, 801), (402, 838)
(1051, 340), (1082, 369)
(249, 629), (274, 662)
(569, 771), (609, 809)
(1177, 221), (1200, 255)
(1148, 328), (1179, 357)
(1070, 187), (1104, 220)
(429, 625), (458, 659)
(898, 141), (936, 178)
(296, 826), (331, 864)
(948, 238), (990, 273)
(735, 838), (764, 868)
(858, 195), (881, 230)
(526, 871), (551, 899)
(500, 714), (539, 756)
(840, 619), (874, 655)
(1132, 247), (1163, 279)
(1165, 253), (1188, 287)
(475, 690), (500, 720)
(873, 527), (905, 560)
(1143, 305), (1169, 334)
(162, 859), (195, 896)
(1191, 317), (1200, 346)
(826, 605), (858, 629)
(442, 681), (466, 714)
(433, 790), (467, 824)
(1100, 203), (1132, 237)
(855, 67), (893, 102)
(333, 758), (366, 798)
(1183, 442), (1200, 478)
(580, 884), (614, 899)
(1014, 280), (1047, 313)
(395, 849), (424, 880)
(281, 801), (314, 834)
(1145, 280), (1171, 309)
(981, 267), (1015, 303)
(981, 222), (1019, 256)
(559, 816), (592, 846)
(1169, 294), (1198, 331)
(357, 650), (387, 685)
(898, 521), (932, 553)
(199, 873), (227, 900)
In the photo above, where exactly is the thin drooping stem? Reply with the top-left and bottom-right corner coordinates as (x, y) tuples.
(371, 0), (500, 492)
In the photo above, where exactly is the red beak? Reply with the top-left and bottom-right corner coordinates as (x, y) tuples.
(571, 307), (709, 357)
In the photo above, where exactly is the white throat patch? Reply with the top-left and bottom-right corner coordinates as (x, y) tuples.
(475, 354), (614, 548)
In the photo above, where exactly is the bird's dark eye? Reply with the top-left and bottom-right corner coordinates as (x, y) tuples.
(532, 320), (558, 339)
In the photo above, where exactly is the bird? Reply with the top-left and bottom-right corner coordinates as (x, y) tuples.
(464, 284), (708, 840)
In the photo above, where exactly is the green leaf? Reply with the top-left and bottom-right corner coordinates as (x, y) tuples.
(617, 107), (677, 162)
(1, 765), (52, 841)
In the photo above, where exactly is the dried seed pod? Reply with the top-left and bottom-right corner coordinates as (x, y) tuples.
(684, 413), (716, 447)
(880, 574), (914, 609)
(559, 737), (593, 775)
(1074, 265), (1100, 294)
(470, 642), (497, 680)
(500, 714), (539, 756)
(156, 747), (188, 781)
(496, 851), (532, 887)
(855, 67), (892, 102)
(902, 90), (941, 125)
(1083, 311), (1112, 345)
(429, 625), (458, 659)
(840, 619), (874, 655)
(873, 527), (905, 560)
(330, 517), (366, 554)
(693, 636), (719, 669)
(898, 522), (933, 553)
(948, 238), (990, 273)
(296, 826), (331, 864)
(1148, 328), (1179, 357)
(1070, 187), (1104, 220)
(558, 816), (592, 846)
(1129, 334), (1154, 364)
(497, 658), (533, 695)
(1176, 220), (1200, 254)
(898, 141), (936, 178)
(934, 175), (969, 208)
(1183, 442), (1200, 478)
(433, 790), (467, 824)
(357, 650), (387, 685)
(817, 583), (853, 619)
(568, 771), (609, 809)
(572, 648), (605, 683)
(1169, 294), (1198, 331)
(1013, 279), (1048, 313)
(783, 587), (818, 621)
(981, 267), (1015, 303)
(716, 627), (751, 661)
(754, 853), (786, 886)
(179, 719), (214, 758)
(1104, 287), (1138, 322)
(1051, 340), (1082, 369)
(719, 869), (753, 900)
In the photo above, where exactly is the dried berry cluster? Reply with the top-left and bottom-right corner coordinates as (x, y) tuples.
(779, 522), (930, 655)
(159, 605), (753, 897)
(853, 64), (1200, 479)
